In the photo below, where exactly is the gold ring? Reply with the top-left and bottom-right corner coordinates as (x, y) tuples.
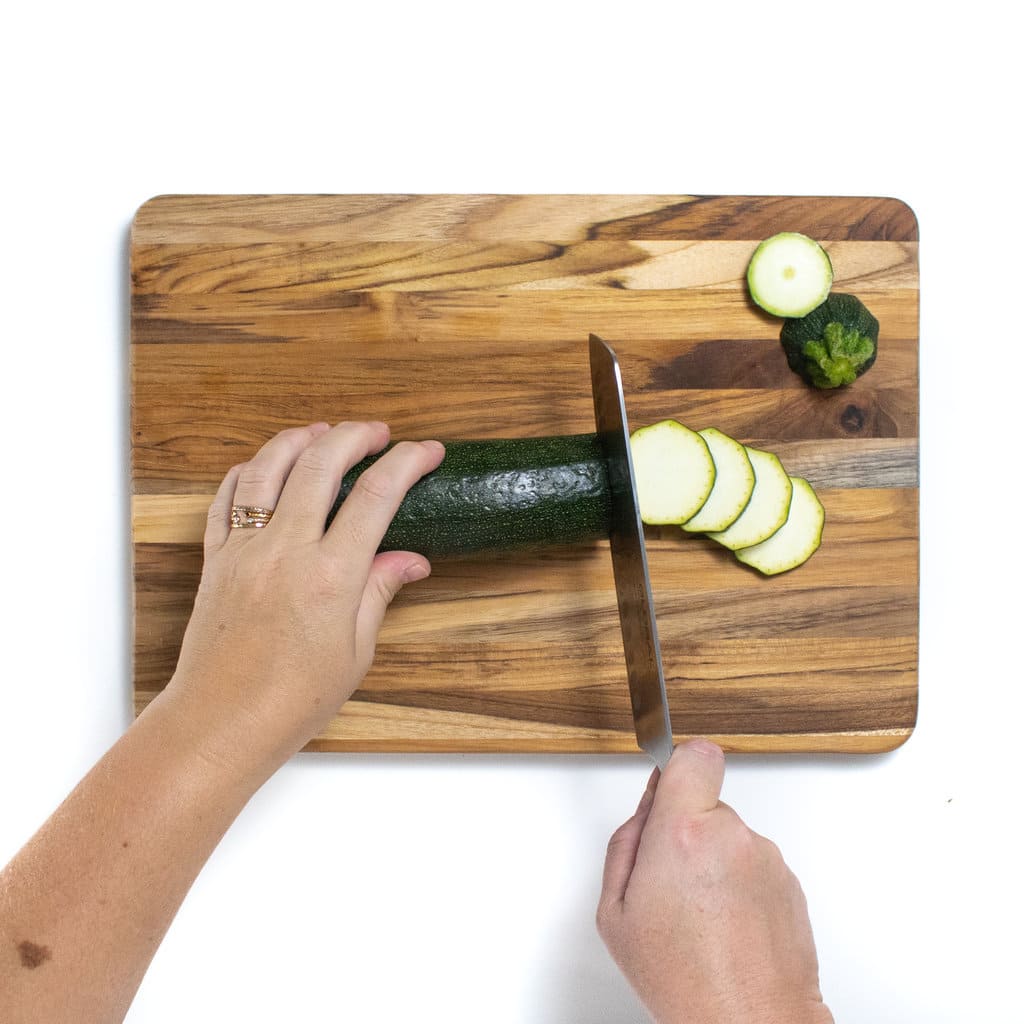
(230, 505), (274, 529)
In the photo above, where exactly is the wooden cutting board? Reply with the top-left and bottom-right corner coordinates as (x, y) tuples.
(130, 194), (919, 754)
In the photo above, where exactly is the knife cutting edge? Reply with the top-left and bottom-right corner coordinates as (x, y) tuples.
(588, 334), (675, 770)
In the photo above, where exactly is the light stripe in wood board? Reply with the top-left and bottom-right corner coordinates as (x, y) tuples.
(132, 486), (917, 683)
(133, 485), (917, 545)
(130, 240), (919, 295)
(131, 194), (919, 245)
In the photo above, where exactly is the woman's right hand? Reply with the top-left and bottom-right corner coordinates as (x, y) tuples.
(597, 740), (834, 1024)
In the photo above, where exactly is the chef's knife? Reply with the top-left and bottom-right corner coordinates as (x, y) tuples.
(589, 334), (674, 770)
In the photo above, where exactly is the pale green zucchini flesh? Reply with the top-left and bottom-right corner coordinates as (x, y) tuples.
(706, 447), (793, 551)
(630, 419), (716, 525)
(683, 428), (756, 533)
(735, 477), (825, 575)
(747, 231), (833, 318)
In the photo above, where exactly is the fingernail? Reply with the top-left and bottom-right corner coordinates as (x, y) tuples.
(422, 440), (445, 455)
(685, 738), (724, 759)
(403, 562), (430, 583)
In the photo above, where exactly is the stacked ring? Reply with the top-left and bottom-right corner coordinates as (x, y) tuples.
(230, 505), (274, 529)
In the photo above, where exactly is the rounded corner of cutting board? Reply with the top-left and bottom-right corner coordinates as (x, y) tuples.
(130, 194), (186, 241)
(871, 724), (918, 754)
(880, 195), (920, 241)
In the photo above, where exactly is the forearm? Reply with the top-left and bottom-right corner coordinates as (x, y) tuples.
(0, 690), (263, 1024)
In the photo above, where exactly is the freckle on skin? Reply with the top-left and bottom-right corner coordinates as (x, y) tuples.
(17, 940), (52, 969)
(122, 841), (129, 849)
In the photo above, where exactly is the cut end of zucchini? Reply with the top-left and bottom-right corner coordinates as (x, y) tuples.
(631, 419), (716, 525)
(683, 428), (756, 533)
(735, 477), (825, 575)
(706, 447), (792, 551)
(747, 232), (833, 318)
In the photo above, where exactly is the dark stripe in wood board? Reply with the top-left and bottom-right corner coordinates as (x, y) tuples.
(130, 388), (917, 486)
(131, 288), (918, 344)
(131, 332), (917, 393)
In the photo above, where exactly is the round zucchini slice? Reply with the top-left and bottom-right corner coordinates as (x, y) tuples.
(706, 447), (792, 551)
(683, 428), (756, 533)
(735, 477), (825, 575)
(747, 232), (833, 318)
(630, 419), (716, 525)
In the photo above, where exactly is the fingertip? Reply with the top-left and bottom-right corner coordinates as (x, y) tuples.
(419, 440), (446, 471)
(401, 558), (431, 583)
(672, 738), (724, 762)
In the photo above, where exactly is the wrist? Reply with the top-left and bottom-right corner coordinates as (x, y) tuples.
(144, 681), (283, 800)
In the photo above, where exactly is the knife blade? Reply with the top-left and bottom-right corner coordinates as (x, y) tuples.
(588, 334), (674, 770)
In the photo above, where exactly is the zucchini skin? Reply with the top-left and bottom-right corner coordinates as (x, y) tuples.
(327, 434), (613, 558)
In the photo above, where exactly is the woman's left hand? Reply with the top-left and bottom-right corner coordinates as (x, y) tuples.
(164, 420), (445, 781)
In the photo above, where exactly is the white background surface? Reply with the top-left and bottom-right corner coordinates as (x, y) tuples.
(2, 3), (1020, 1021)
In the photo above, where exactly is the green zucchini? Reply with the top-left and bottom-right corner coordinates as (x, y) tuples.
(328, 434), (612, 558)
(327, 424), (824, 576)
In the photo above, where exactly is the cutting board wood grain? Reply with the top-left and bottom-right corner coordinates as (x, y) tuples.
(131, 194), (919, 753)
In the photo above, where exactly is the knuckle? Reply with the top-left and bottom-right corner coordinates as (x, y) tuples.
(306, 550), (358, 600)
(754, 833), (788, 873)
(352, 466), (395, 504)
(237, 461), (274, 492)
(669, 813), (710, 852)
(286, 424), (318, 442)
(606, 822), (633, 855)
(295, 445), (332, 478)
(369, 571), (400, 609)
(595, 900), (616, 940)
(308, 564), (343, 600)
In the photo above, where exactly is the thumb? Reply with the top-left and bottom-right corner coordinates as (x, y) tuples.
(355, 550), (432, 652)
(648, 738), (725, 823)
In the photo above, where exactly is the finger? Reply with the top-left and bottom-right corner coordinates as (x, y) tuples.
(270, 420), (393, 541)
(600, 767), (661, 909)
(648, 738), (725, 823)
(204, 464), (242, 555)
(353, 549), (432, 658)
(325, 439), (445, 576)
(230, 422), (331, 522)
